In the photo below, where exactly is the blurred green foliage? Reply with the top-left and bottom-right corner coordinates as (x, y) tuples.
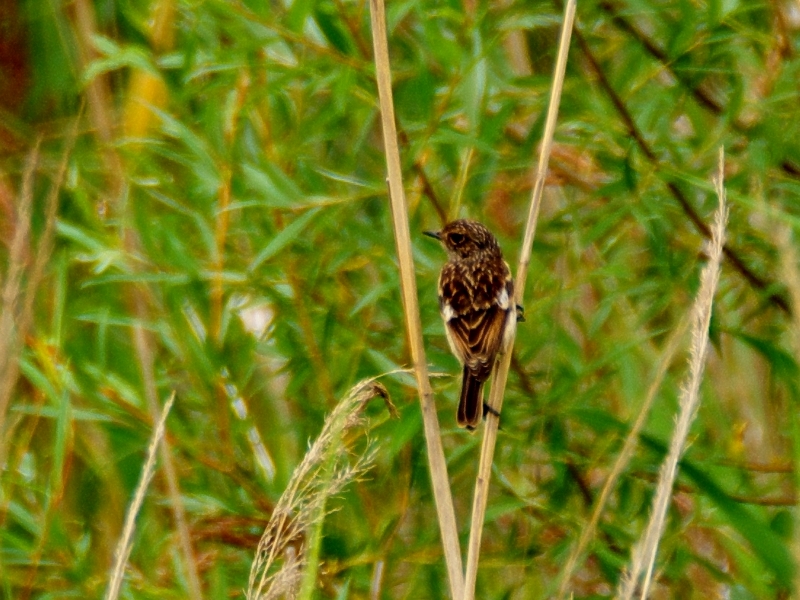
(0, 0), (798, 598)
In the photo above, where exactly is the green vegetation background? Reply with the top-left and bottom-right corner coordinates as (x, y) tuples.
(0, 0), (798, 598)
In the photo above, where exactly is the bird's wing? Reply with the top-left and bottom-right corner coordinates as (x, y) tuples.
(439, 260), (513, 382)
(446, 305), (507, 380)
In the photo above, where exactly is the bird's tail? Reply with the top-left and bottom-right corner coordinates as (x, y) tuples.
(457, 366), (484, 430)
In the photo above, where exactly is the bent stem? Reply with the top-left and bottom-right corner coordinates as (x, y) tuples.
(462, 1), (577, 598)
(368, 0), (464, 597)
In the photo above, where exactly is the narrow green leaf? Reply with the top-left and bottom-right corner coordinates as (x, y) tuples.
(249, 208), (321, 272)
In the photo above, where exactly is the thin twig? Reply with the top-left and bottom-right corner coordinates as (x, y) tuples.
(573, 26), (789, 314)
(462, 1), (577, 598)
(618, 148), (728, 600)
(597, 1), (800, 181)
(367, 0), (464, 597)
(105, 392), (176, 600)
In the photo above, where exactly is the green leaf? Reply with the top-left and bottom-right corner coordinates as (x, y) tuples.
(249, 208), (321, 271)
(82, 35), (158, 83)
(286, 0), (315, 32)
(313, 5), (353, 55)
(242, 163), (305, 208)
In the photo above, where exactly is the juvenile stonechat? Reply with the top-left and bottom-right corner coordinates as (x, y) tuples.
(424, 220), (516, 430)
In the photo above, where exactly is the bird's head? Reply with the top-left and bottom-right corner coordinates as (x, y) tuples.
(424, 219), (500, 260)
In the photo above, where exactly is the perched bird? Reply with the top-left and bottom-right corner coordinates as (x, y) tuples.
(424, 219), (516, 430)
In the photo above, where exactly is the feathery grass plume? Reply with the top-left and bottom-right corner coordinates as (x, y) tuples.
(555, 315), (689, 600)
(618, 149), (728, 600)
(0, 144), (36, 444)
(105, 392), (176, 600)
(0, 127), (75, 466)
(367, 0), (464, 595)
(462, 2), (576, 598)
(247, 377), (397, 600)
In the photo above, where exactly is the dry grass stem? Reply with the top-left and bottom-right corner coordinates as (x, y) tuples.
(776, 227), (800, 595)
(105, 391), (176, 600)
(555, 315), (689, 600)
(367, 0), (464, 596)
(618, 148), (728, 600)
(462, 1), (576, 598)
(247, 378), (394, 600)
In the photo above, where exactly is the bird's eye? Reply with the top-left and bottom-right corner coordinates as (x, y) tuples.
(449, 233), (464, 245)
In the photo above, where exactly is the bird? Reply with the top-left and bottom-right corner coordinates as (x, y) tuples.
(424, 219), (516, 430)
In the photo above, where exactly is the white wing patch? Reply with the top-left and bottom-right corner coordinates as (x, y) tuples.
(496, 287), (509, 310)
(442, 302), (456, 322)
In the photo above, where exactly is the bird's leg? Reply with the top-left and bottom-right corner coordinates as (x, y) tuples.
(483, 402), (501, 418)
(516, 304), (525, 322)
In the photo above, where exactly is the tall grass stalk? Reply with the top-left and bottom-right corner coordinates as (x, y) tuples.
(105, 392), (176, 600)
(462, 1), (576, 598)
(367, 0), (464, 596)
(618, 148), (728, 600)
(247, 377), (395, 600)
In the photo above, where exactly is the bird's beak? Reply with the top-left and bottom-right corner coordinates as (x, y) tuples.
(423, 230), (441, 240)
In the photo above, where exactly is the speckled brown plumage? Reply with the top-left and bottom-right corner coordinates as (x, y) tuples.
(425, 219), (515, 430)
